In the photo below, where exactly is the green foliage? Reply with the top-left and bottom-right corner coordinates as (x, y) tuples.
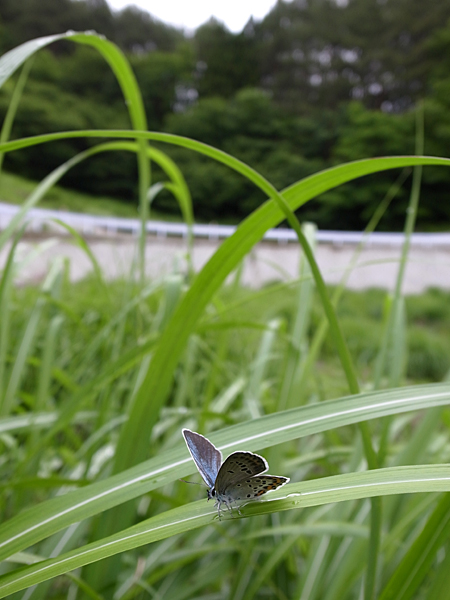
(1, 31), (450, 600)
(0, 169), (170, 219)
(112, 5), (183, 53)
(162, 89), (325, 219)
(251, 0), (450, 112)
(129, 47), (195, 129)
(1, 0), (450, 227)
(0, 49), (138, 197)
(407, 327), (450, 381)
(0, 0), (183, 55)
(194, 19), (260, 98)
(1, 267), (450, 597)
(406, 287), (450, 325)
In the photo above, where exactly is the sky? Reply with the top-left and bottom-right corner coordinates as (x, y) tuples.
(105, 0), (280, 33)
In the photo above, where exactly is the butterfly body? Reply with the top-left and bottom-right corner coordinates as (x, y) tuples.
(182, 429), (289, 517)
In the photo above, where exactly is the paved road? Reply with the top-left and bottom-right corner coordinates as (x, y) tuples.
(4, 232), (450, 294)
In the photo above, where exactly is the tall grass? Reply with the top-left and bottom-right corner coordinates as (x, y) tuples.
(0, 32), (450, 599)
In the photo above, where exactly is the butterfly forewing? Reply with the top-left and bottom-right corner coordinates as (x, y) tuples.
(182, 429), (222, 489)
(214, 451), (268, 493)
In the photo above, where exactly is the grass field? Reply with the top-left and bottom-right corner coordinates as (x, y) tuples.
(1, 269), (450, 599)
(1, 32), (450, 600)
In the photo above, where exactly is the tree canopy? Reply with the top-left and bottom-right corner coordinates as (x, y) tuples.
(1, 0), (450, 229)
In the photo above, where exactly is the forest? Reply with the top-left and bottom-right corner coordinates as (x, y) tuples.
(1, 0), (450, 229)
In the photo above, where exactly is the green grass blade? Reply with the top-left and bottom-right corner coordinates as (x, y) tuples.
(283, 168), (409, 397)
(0, 34), (69, 89)
(101, 148), (449, 476)
(384, 407), (444, 530)
(0, 382), (449, 562)
(295, 535), (331, 600)
(374, 107), (424, 391)
(0, 141), (190, 282)
(379, 494), (450, 600)
(51, 219), (107, 290)
(364, 109), (425, 600)
(0, 31), (150, 279)
(1, 259), (64, 415)
(1, 136), (446, 471)
(392, 104), (424, 303)
(1, 466), (450, 597)
(244, 318), (282, 418)
(0, 58), (33, 176)
(240, 535), (299, 600)
(0, 411), (96, 435)
(279, 223), (316, 411)
(423, 535), (450, 600)
(0, 226), (26, 398)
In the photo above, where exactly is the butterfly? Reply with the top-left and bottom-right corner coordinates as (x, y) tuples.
(182, 428), (289, 517)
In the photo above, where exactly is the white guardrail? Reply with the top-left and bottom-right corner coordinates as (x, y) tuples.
(0, 202), (449, 247)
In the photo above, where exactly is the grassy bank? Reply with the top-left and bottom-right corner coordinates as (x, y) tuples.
(0, 169), (181, 221)
(1, 270), (450, 599)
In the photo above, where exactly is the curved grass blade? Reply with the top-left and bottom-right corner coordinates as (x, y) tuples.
(0, 141), (191, 259)
(0, 382), (449, 562)
(0, 57), (34, 175)
(1, 465), (450, 598)
(0, 411), (96, 435)
(1, 135), (448, 466)
(51, 219), (107, 291)
(379, 494), (450, 600)
(1, 259), (64, 415)
(0, 32), (150, 278)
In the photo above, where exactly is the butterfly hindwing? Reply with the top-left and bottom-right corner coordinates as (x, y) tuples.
(221, 475), (289, 503)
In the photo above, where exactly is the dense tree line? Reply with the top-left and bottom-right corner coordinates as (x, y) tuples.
(1, 0), (450, 229)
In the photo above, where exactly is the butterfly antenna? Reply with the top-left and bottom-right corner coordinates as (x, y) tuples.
(179, 479), (206, 487)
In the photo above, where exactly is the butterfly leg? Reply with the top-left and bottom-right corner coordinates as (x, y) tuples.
(229, 499), (242, 516)
(225, 499), (241, 518)
(214, 499), (224, 520)
(215, 499), (235, 519)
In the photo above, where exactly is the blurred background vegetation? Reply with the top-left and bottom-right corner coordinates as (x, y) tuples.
(1, 0), (450, 229)
(2, 11), (450, 597)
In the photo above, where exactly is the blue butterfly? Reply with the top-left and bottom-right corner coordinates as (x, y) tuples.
(182, 428), (289, 517)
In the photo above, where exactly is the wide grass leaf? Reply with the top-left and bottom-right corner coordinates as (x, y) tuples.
(0, 382), (449, 562)
(1, 465), (450, 597)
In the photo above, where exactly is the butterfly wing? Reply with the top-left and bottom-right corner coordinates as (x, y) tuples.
(182, 429), (222, 489)
(223, 475), (289, 502)
(214, 451), (268, 494)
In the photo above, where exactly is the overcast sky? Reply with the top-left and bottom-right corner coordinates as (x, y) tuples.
(106, 0), (279, 33)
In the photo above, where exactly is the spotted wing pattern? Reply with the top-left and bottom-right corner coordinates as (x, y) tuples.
(214, 451), (268, 494)
(221, 475), (289, 502)
(215, 473), (289, 516)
